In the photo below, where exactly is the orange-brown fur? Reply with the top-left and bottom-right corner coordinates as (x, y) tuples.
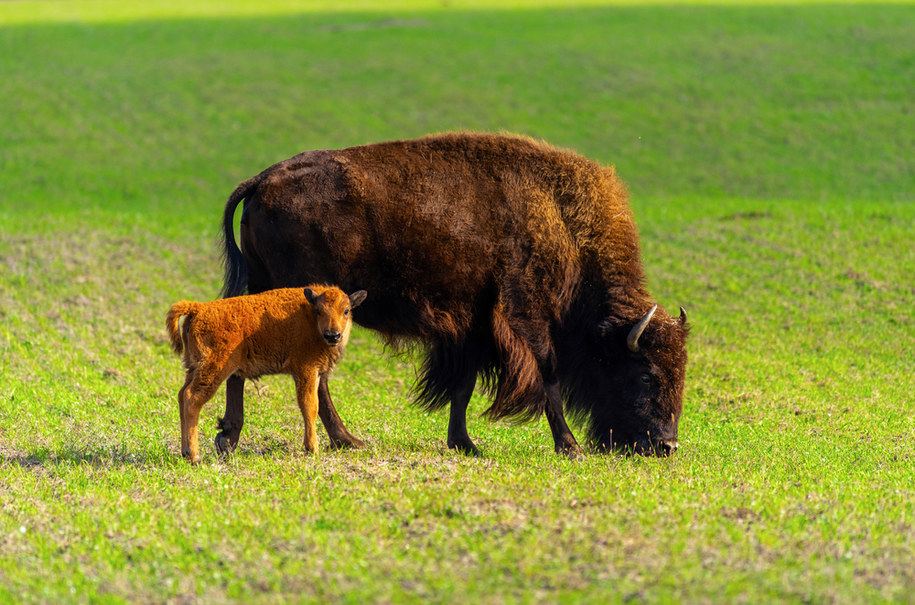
(165, 286), (365, 463)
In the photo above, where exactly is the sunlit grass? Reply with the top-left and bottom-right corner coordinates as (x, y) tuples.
(3, 0), (913, 26)
(1, 1), (914, 602)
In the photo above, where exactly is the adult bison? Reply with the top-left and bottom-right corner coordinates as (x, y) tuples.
(216, 132), (688, 457)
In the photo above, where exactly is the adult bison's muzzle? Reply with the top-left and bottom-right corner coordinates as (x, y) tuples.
(636, 438), (680, 458)
(603, 433), (680, 457)
(598, 408), (682, 457)
(217, 132), (690, 456)
(597, 419), (681, 457)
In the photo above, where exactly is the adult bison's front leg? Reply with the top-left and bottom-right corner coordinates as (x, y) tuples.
(318, 374), (365, 449)
(544, 379), (582, 458)
(446, 362), (482, 457)
(215, 374), (245, 454)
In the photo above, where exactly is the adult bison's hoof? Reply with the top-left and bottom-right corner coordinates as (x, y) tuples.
(330, 437), (365, 450)
(556, 440), (584, 460)
(448, 438), (482, 458)
(214, 432), (236, 454)
(214, 416), (242, 454)
(328, 435), (365, 450)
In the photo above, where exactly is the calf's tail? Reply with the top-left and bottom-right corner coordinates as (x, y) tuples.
(221, 176), (259, 299)
(165, 302), (201, 355)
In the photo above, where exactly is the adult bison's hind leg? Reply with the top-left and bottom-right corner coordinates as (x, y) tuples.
(416, 340), (483, 456)
(215, 374), (245, 454)
(319, 374), (365, 449)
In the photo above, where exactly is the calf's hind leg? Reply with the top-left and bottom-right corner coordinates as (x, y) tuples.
(178, 371), (194, 456)
(182, 361), (233, 464)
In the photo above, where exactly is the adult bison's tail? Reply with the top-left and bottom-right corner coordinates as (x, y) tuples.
(221, 177), (259, 299)
(165, 302), (201, 355)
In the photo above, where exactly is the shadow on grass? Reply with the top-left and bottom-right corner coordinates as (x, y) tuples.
(0, 444), (175, 469)
(0, 438), (332, 469)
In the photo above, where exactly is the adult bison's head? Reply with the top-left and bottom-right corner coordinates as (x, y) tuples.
(563, 304), (689, 456)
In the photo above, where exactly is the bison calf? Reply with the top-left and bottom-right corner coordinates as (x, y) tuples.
(165, 286), (367, 463)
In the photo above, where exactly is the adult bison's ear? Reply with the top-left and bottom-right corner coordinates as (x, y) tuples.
(596, 318), (613, 340)
(303, 288), (319, 306)
(348, 290), (368, 309)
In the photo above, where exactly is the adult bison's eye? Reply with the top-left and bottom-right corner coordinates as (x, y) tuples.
(639, 373), (651, 386)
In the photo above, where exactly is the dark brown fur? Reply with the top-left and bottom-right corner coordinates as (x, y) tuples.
(220, 132), (689, 456)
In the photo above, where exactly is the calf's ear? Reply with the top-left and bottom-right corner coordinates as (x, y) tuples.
(303, 288), (318, 306)
(348, 290), (368, 309)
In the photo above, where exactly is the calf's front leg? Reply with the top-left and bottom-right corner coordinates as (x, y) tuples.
(294, 368), (321, 454)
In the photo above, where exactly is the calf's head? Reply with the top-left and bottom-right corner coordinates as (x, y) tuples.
(568, 304), (689, 456)
(303, 287), (368, 346)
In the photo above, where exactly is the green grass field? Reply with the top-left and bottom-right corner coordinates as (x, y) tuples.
(2, 1), (914, 602)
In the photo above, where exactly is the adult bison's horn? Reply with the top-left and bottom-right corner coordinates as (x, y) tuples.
(627, 304), (658, 353)
(679, 306), (688, 325)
